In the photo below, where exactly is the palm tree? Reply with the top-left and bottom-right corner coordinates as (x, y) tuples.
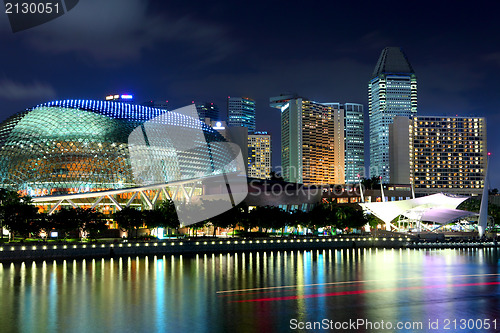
(49, 208), (83, 239)
(113, 207), (143, 239)
(361, 176), (381, 190)
(0, 189), (44, 240)
(79, 208), (107, 240)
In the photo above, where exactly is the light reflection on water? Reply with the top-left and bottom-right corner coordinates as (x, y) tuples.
(0, 248), (500, 332)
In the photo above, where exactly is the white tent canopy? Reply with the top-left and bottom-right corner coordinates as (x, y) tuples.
(359, 193), (475, 226)
(420, 208), (477, 225)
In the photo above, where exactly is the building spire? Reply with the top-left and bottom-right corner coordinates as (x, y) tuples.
(372, 47), (415, 79)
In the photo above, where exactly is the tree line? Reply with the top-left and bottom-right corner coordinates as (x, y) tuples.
(0, 189), (109, 240)
(0, 188), (377, 241)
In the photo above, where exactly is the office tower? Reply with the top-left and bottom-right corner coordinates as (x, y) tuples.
(248, 132), (272, 179)
(369, 47), (417, 182)
(271, 95), (364, 185)
(270, 96), (344, 185)
(344, 103), (365, 183)
(195, 102), (219, 122)
(227, 97), (256, 132)
(324, 103), (365, 183)
(389, 116), (487, 195)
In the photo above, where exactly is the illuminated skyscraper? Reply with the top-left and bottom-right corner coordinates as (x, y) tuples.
(228, 97), (256, 132)
(271, 95), (346, 185)
(389, 116), (487, 195)
(195, 102), (219, 122)
(248, 132), (272, 179)
(369, 47), (417, 182)
(324, 103), (365, 184)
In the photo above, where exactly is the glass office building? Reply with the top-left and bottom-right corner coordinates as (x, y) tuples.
(369, 47), (417, 182)
(196, 102), (219, 122)
(343, 103), (364, 183)
(227, 97), (256, 132)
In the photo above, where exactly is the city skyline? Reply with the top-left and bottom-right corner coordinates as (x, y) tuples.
(0, 1), (499, 187)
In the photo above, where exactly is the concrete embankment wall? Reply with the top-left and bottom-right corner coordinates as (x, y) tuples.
(0, 236), (410, 262)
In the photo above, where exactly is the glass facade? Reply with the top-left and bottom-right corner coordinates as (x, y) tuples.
(195, 102), (219, 121)
(369, 47), (417, 182)
(0, 100), (232, 197)
(343, 103), (365, 183)
(228, 97), (256, 132)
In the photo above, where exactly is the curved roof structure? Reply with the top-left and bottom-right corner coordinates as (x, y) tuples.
(0, 100), (233, 197)
(359, 193), (475, 225)
(420, 208), (477, 224)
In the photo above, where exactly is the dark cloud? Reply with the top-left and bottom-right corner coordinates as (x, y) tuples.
(416, 60), (486, 115)
(358, 31), (394, 51)
(168, 58), (373, 104)
(481, 52), (500, 67)
(15, 0), (236, 64)
(0, 79), (56, 100)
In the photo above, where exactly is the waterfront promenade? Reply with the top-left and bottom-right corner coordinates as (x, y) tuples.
(0, 236), (498, 262)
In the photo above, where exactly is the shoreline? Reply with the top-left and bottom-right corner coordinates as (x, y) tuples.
(0, 236), (498, 262)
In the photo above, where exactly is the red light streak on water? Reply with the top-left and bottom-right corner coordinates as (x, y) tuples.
(217, 273), (500, 294)
(231, 282), (500, 303)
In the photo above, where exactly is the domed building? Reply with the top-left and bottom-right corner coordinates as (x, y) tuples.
(0, 100), (239, 214)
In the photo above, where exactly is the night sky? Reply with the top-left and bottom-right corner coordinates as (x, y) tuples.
(1, 1), (499, 187)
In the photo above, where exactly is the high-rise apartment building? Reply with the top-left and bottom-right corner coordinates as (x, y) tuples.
(271, 96), (346, 185)
(389, 116), (487, 195)
(271, 95), (364, 185)
(195, 102), (219, 122)
(369, 47), (417, 182)
(248, 132), (272, 179)
(228, 97), (256, 132)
